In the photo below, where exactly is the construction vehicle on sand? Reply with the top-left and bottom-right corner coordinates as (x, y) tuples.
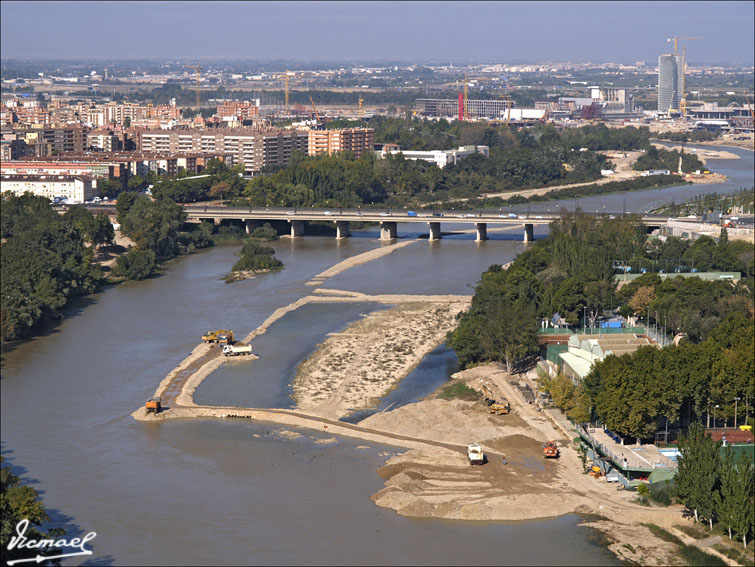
(145, 397), (162, 414)
(489, 401), (511, 415)
(202, 329), (233, 343)
(467, 444), (485, 465)
(479, 383), (509, 414)
(543, 441), (560, 458)
(222, 343), (252, 356)
(216, 330), (234, 345)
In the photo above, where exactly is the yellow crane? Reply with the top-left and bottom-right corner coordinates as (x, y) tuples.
(497, 94), (513, 127)
(462, 73), (501, 121)
(275, 71), (323, 114)
(358, 96), (364, 120)
(183, 64), (202, 114)
(666, 37), (702, 117)
(666, 36), (703, 56)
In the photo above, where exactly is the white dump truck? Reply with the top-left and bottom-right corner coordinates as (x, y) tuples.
(222, 344), (253, 357)
(467, 444), (484, 465)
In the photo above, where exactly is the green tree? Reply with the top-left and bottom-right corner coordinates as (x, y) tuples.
(232, 240), (283, 273)
(112, 249), (157, 280)
(675, 423), (721, 528)
(91, 212), (115, 249)
(127, 175), (145, 192)
(1, 458), (64, 566)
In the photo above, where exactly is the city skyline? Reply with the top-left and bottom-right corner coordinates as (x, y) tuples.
(1, 1), (754, 65)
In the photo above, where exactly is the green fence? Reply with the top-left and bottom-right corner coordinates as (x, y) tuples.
(546, 344), (568, 364)
(539, 327), (647, 336)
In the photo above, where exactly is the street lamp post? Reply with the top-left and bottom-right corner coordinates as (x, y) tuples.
(734, 397), (740, 428)
(713, 405), (719, 429)
(583, 306), (587, 335)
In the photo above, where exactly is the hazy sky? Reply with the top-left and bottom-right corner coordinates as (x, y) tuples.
(2, 1), (753, 64)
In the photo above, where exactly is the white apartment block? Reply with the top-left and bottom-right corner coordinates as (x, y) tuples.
(1, 174), (95, 203)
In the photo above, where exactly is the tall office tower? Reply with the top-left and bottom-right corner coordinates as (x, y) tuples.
(658, 54), (681, 113)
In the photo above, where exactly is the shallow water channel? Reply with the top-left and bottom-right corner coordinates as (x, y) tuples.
(1, 146), (750, 565)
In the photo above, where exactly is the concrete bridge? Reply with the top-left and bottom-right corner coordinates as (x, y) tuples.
(182, 205), (669, 242)
(72, 203), (670, 242)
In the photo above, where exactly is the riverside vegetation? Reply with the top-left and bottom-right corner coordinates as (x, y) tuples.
(447, 213), (754, 439)
(1, 457), (64, 566)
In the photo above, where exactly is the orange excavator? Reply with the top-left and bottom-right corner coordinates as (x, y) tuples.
(543, 441), (560, 458)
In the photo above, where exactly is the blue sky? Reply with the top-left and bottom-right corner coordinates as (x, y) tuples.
(1, 1), (753, 64)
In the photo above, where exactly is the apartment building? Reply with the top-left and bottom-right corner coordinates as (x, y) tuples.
(1, 174), (95, 203)
(307, 128), (375, 157)
(417, 98), (512, 119)
(9, 126), (87, 154)
(13, 106), (50, 126)
(216, 101), (260, 121)
(137, 128), (308, 173)
(87, 130), (122, 152)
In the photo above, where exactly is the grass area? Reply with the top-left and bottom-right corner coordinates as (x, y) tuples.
(643, 524), (727, 567)
(675, 523), (708, 539)
(712, 542), (754, 565)
(676, 521), (755, 565)
(436, 381), (480, 400)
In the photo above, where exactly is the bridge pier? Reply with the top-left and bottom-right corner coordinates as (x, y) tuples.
(289, 220), (304, 238)
(524, 223), (534, 243)
(335, 220), (350, 239)
(475, 222), (488, 242)
(428, 222), (441, 241)
(214, 217), (223, 226)
(244, 219), (260, 235)
(380, 221), (397, 241)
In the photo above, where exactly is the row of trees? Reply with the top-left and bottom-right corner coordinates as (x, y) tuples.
(1, 194), (106, 342)
(584, 313), (754, 439)
(675, 424), (753, 547)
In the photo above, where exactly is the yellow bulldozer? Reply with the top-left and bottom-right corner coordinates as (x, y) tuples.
(489, 401), (510, 415)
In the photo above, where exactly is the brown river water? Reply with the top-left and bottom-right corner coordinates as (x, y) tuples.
(2, 148), (751, 565)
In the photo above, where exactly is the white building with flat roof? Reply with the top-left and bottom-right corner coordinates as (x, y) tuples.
(377, 145), (489, 169)
(1, 174), (95, 203)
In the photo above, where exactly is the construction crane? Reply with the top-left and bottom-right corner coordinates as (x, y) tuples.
(666, 37), (702, 117)
(358, 96), (364, 120)
(744, 92), (755, 131)
(309, 96), (321, 122)
(275, 71), (323, 114)
(183, 64), (202, 114)
(666, 36), (703, 56)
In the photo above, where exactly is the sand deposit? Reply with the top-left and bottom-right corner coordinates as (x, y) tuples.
(306, 240), (417, 285)
(293, 299), (470, 419)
